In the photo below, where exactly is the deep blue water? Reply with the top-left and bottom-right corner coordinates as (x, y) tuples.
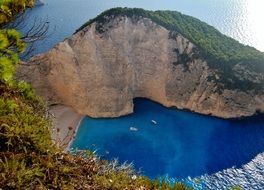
(22, 0), (264, 187)
(20, 0), (264, 58)
(71, 99), (264, 179)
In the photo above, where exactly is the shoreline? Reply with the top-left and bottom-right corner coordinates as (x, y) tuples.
(66, 115), (85, 151)
(48, 100), (263, 151)
(49, 103), (264, 189)
(49, 105), (84, 150)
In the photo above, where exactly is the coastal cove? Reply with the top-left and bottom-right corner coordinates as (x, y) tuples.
(15, 1), (264, 189)
(2, 0), (264, 189)
(70, 99), (264, 185)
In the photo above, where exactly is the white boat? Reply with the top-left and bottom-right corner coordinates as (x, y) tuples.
(129, 127), (138, 131)
(151, 120), (157, 125)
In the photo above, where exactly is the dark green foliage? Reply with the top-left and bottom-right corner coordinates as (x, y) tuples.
(0, 80), (54, 154)
(0, 64), (195, 189)
(76, 7), (264, 69)
(93, 172), (193, 190)
(0, 29), (25, 84)
(0, 4), (252, 189)
(0, 3), (193, 189)
(77, 7), (264, 91)
(175, 53), (192, 71)
(0, 0), (35, 26)
(151, 179), (193, 190)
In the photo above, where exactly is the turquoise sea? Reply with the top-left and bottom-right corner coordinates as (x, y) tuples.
(23, 1), (264, 189)
(71, 99), (264, 189)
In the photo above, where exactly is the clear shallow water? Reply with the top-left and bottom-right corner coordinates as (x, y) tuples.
(21, 0), (264, 57)
(71, 99), (264, 180)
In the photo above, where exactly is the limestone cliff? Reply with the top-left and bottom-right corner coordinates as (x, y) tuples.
(16, 8), (264, 118)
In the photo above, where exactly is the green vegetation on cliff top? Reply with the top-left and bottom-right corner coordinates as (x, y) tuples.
(77, 8), (264, 71)
(0, 2), (193, 189)
(77, 7), (264, 92)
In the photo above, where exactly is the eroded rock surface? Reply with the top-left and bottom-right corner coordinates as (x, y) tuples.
(16, 16), (264, 118)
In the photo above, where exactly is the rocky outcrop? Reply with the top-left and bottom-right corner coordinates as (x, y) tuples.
(16, 15), (264, 118)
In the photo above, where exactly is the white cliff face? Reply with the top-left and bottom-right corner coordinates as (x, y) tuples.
(16, 16), (264, 118)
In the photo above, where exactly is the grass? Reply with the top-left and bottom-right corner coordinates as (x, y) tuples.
(0, 80), (194, 189)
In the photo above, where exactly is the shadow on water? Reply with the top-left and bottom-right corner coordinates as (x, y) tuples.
(71, 98), (264, 179)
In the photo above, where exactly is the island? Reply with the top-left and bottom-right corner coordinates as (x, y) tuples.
(17, 8), (264, 119)
(2, 4), (263, 189)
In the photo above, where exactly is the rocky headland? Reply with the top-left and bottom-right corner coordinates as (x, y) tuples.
(16, 8), (264, 119)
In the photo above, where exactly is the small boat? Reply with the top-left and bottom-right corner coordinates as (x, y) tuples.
(151, 120), (157, 125)
(129, 127), (138, 131)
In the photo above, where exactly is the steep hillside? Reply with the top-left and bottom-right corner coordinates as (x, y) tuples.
(17, 8), (264, 118)
(1, 3), (193, 189)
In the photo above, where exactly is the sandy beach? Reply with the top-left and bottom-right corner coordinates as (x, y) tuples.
(49, 105), (83, 149)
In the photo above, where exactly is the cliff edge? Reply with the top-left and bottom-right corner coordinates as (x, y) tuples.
(16, 8), (264, 118)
